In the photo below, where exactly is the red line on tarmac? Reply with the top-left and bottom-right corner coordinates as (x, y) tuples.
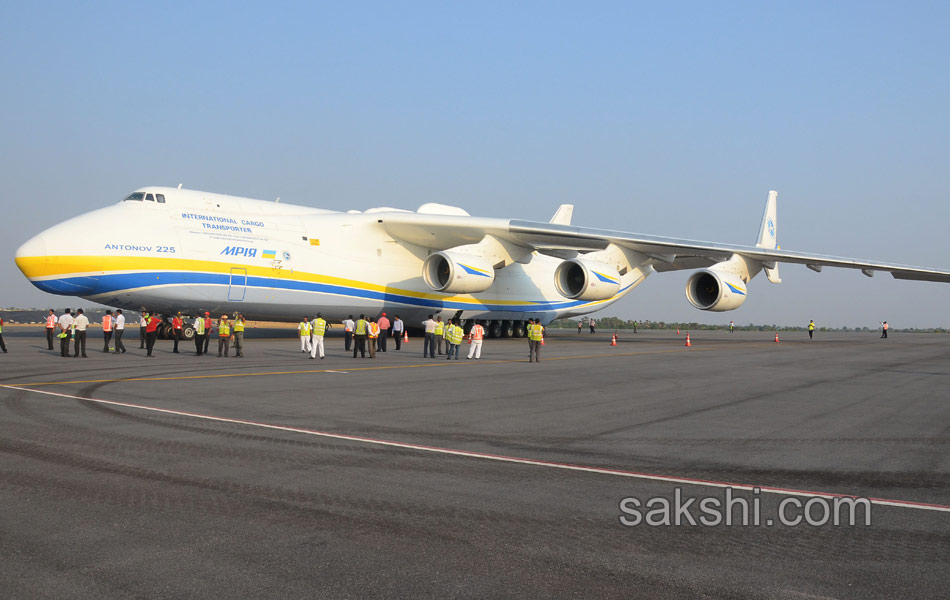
(2, 383), (948, 513)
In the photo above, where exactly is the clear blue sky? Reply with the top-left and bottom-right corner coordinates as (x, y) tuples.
(2, 2), (948, 327)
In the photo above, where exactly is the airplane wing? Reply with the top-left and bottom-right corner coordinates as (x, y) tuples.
(507, 220), (950, 282)
(378, 212), (950, 283)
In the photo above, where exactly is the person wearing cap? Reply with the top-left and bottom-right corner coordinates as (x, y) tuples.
(171, 312), (184, 353)
(309, 313), (328, 359)
(194, 312), (208, 356)
(217, 314), (232, 357)
(376, 312), (390, 352)
(232, 313), (246, 357)
(298, 317), (312, 353)
(203, 312), (214, 354)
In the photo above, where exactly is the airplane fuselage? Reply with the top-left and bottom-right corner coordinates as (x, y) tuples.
(15, 187), (646, 325)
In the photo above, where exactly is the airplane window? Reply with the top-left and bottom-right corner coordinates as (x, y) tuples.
(124, 192), (145, 201)
(156, 194), (165, 203)
(145, 194), (155, 202)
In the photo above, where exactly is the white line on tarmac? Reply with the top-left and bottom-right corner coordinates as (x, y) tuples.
(2, 383), (947, 513)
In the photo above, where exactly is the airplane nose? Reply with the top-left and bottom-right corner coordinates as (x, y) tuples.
(16, 230), (101, 295)
(15, 232), (49, 280)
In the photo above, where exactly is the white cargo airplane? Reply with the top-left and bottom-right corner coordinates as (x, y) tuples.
(14, 186), (950, 338)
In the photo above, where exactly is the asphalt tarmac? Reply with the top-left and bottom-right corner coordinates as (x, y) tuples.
(1, 327), (947, 599)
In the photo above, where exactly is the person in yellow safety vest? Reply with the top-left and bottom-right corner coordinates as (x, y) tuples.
(216, 315), (232, 357)
(527, 318), (545, 363)
(467, 321), (486, 360)
(353, 314), (369, 358)
(808, 320), (815, 340)
(232, 313), (246, 357)
(443, 320), (455, 360)
(193, 312), (207, 356)
(102, 310), (114, 353)
(449, 318), (464, 360)
(309, 313), (328, 359)
(434, 317), (445, 355)
(46, 309), (58, 350)
(367, 317), (379, 359)
(298, 317), (312, 353)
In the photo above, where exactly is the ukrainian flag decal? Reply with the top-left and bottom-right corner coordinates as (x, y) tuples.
(262, 250), (276, 259)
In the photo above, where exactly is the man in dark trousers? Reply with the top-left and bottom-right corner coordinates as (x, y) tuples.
(113, 309), (127, 353)
(352, 314), (368, 358)
(45, 309), (58, 349)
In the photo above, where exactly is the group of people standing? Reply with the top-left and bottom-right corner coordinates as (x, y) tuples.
(30, 308), (549, 363)
(190, 312), (246, 357)
(45, 308), (126, 357)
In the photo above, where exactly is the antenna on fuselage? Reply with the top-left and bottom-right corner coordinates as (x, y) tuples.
(275, 197), (280, 203)
(177, 183), (183, 189)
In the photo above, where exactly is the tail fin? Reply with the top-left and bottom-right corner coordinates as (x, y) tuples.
(755, 191), (781, 283)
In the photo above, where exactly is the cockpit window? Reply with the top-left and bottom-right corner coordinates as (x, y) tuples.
(124, 192), (145, 201)
(156, 194), (165, 203)
(145, 193), (155, 201)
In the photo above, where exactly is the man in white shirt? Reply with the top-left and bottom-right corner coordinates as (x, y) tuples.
(113, 309), (127, 353)
(342, 315), (355, 351)
(422, 315), (438, 358)
(57, 309), (73, 357)
(391, 315), (404, 350)
(72, 308), (90, 358)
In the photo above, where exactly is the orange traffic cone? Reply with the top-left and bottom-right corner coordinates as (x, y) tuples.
(403, 331), (409, 343)
(676, 328), (680, 335)
(774, 332), (779, 343)
(610, 333), (617, 346)
(685, 332), (691, 347)
(540, 336), (545, 346)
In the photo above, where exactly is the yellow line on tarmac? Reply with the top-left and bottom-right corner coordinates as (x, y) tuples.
(4, 343), (783, 388)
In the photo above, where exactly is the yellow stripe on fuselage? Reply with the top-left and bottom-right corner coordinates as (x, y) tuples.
(15, 254), (622, 309)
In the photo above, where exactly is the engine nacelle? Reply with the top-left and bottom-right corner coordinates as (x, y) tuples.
(423, 251), (495, 293)
(554, 258), (621, 301)
(685, 269), (748, 311)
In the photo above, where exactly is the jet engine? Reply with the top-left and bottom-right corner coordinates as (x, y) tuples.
(685, 268), (748, 311)
(423, 251), (495, 293)
(554, 258), (621, 301)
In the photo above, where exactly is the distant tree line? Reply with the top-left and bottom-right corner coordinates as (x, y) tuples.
(550, 317), (947, 334)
